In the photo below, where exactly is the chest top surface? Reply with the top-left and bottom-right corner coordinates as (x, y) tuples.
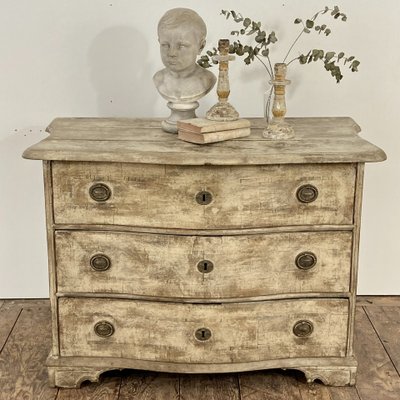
(22, 117), (386, 165)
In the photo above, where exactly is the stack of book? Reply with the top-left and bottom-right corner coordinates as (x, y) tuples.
(177, 118), (251, 144)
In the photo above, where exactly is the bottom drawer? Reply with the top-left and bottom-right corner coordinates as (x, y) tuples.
(58, 298), (349, 363)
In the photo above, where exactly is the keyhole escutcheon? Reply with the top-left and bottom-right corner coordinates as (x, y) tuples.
(195, 327), (212, 341)
(197, 260), (214, 274)
(195, 190), (213, 205)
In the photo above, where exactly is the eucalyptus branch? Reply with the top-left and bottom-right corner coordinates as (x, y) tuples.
(197, 6), (359, 84)
(255, 54), (273, 79)
(282, 29), (305, 63)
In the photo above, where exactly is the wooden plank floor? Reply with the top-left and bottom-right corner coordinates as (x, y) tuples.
(0, 297), (399, 399)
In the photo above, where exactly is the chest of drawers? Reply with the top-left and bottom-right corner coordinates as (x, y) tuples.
(23, 117), (386, 388)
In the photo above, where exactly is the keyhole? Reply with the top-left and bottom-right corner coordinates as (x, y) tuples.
(197, 260), (214, 274)
(195, 191), (212, 205)
(195, 327), (211, 341)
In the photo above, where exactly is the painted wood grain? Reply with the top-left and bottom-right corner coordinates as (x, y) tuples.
(118, 371), (179, 400)
(58, 298), (349, 363)
(44, 161), (60, 357)
(0, 306), (58, 400)
(45, 117), (360, 137)
(55, 230), (352, 298)
(52, 162), (356, 228)
(180, 374), (239, 400)
(353, 307), (400, 399)
(364, 306), (400, 375)
(23, 117), (386, 165)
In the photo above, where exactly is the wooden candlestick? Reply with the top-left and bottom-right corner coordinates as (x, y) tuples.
(206, 39), (239, 121)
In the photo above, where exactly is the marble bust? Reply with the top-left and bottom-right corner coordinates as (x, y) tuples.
(153, 8), (216, 133)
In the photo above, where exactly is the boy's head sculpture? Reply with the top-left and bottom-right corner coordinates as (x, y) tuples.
(153, 8), (216, 133)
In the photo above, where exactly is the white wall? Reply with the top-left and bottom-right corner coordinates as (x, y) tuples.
(0, 0), (398, 297)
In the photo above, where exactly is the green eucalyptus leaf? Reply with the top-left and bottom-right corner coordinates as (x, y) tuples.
(299, 55), (307, 64)
(351, 60), (360, 71)
(294, 18), (302, 24)
(325, 51), (335, 61)
(306, 19), (314, 28)
(243, 18), (251, 27)
(331, 5), (340, 16)
(303, 28), (311, 33)
(268, 32), (277, 43)
(338, 52), (344, 59)
(262, 49), (269, 57)
(324, 28), (331, 35)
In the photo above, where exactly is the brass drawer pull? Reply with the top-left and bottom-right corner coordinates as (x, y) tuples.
(197, 260), (214, 273)
(293, 320), (314, 337)
(195, 327), (212, 341)
(295, 252), (317, 270)
(90, 254), (111, 271)
(195, 191), (213, 205)
(94, 321), (115, 337)
(89, 183), (111, 202)
(296, 184), (318, 203)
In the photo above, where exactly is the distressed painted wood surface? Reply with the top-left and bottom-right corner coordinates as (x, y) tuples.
(55, 230), (352, 298)
(58, 298), (348, 363)
(51, 162), (356, 228)
(22, 117), (386, 165)
(3, 299), (400, 398)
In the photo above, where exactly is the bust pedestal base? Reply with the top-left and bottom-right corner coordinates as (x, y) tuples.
(162, 101), (199, 133)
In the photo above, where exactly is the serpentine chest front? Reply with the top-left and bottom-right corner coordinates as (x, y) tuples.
(23, 117), (386, 388)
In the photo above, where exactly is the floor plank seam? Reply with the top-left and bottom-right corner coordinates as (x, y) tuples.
(237, 374), (242, 400)
(116, 377), (122, 400)
(363, 305), (400, 378)
(0, 307), (23, 354)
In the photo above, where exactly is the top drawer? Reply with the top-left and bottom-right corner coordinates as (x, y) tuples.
(51, 162), (355, 229)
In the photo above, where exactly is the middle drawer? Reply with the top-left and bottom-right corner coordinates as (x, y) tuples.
(55, 230), (352, 298)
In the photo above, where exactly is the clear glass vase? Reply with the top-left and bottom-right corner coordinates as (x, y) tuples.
(262, 63), (294, 140)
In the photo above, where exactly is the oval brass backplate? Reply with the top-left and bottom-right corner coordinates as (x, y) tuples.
(295, 252), (317, 270)
(293, 320), (314, 337)
(195, 191), (213, 205)
(90, 254), (111, 272)
(94, 321), (115, 338)
(296, 184), (318, 203)
(197, 260), (214, 274)
(89, 183), (111, 202)
(195, 328), (212, 341)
